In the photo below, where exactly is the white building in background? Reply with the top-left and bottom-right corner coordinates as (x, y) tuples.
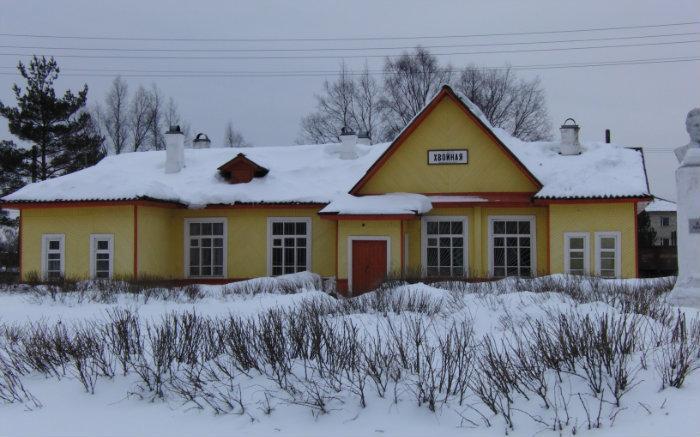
(644, 198), (677, 247)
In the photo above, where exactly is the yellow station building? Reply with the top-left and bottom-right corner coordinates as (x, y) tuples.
(1, 86), (652, 294)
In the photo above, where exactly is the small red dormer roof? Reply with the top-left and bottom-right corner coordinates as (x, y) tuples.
(217, 153), (269, 184)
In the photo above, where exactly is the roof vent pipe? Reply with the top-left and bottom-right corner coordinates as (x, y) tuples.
(339, 126), (359, 160)
(559, 118), (581, 155)
(193, 133), (211, 149)
(165, 125), (185, 173)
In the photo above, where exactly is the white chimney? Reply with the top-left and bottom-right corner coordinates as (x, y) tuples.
(339, 126), (359, 160)
(165, 125), (185, 173)
(559, 118), (581, 155)
(193, 133), (211, 149)
(357, 131), (371, 146)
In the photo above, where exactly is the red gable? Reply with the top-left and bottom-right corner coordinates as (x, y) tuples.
(217, 153), (269, 184)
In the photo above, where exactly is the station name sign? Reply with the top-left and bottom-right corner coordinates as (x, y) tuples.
(428, 149), (468, 165)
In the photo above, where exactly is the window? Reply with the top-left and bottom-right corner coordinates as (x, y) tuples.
(90, 234), (114, 279)
(595, 232), (621, 278)
(671, 231), (677, 246)
(268, 218), (311, 276)
(490, 217), (535, 277)
(421, 217), (467, 277)
(661, 216), (670, 227)
(564, 233), (589, 275)
(185, 219), (226, 278)
(41, 234), (65, 279)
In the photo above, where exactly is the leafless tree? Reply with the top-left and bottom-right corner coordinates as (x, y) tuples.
(454, 65), (551, 141)
(224, 120), (250, 148)
(300, 63), (382, 144)
(146, 84), (165, 151)
(351, 64), (381, 142)
(99, 76), (130, 154)
(129, 85), (151, 152)
(379, 47), (452, 139)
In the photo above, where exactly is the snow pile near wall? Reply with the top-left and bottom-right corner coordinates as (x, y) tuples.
(320, 193), (433, 215)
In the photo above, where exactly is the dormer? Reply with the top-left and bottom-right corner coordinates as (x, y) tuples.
(217, 153), (269, 184)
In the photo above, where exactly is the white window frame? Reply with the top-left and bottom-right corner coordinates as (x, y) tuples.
(267, 217), (312, 276)
(564, 232), (590, 276)
(420, 216), (469, 277)
(89, 234), (114, 279)
(487, 215), (537, 277)
(41, 234), (65, 280)
(347, 236), (391, 295)
(660, 216), (670, 227)
(595, 231), (621, 279)
(184, 218), (227, 278)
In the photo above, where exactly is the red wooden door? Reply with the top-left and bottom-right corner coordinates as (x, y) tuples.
(351, 240), (387, 295)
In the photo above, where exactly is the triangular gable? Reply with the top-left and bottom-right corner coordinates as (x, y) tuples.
(349, 85), (543, 195)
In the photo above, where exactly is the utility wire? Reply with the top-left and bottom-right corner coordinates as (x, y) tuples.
(0, 57), (697, 78)
(0, 20), (697, 42)
(0, 31), (698, 53)
(1, 39), (698, 61)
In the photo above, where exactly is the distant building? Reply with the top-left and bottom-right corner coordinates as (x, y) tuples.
(645, 199), (677, 247)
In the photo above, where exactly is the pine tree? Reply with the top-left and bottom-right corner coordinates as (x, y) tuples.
(637, 211), (657, 248)
(0, 140), (29, 225)
(0, 56), (105, 182)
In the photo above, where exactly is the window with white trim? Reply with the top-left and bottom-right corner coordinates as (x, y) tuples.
(269, 218), (311, 275)
(90, 234), (114, 279)
(564, 233), (589, 276)
(491, 217), (535, 277)
(660, 216), (670, 227)
(422, 217), (467, 277)
(186, 219), (226, 278)
(41, 234), (65, 279)
(595, 232), (621, 278)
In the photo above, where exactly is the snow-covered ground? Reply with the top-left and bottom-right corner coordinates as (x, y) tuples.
(0, 274), (698, 437)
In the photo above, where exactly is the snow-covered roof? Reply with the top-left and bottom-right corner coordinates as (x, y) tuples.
(450, 88), (649, 200)
(500, 133), (649, 199)
(2, 86), (650, 207)
(644, 198), (677, 212)
(2, 143), (390, 207)
(320, 193), (433, 215)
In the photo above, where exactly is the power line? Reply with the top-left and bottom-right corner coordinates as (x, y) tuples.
(1, 39), (698, 61)
(0, 20), (697, 42)
(1, 31), (698, 53)
(0, 57), (697, 78)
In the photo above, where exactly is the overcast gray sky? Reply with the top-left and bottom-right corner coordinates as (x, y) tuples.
(1, 0), (698, 200)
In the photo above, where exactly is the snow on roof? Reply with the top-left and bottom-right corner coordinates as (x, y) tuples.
(2, 143), (390, 207)
(644, 198), (677, 212)
(449, 88), (650, 200)
(499, 133), (650, 199)
(2, 86), (650, 206)
(320, 193), (433, 215)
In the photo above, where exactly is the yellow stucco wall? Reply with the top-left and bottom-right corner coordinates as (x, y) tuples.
(357, 96), (538, 195)
(549, 202), (636, 278)
(168, 207), (336, 279)
(137, 206), (176, 278)
(21, 205), (337, 280)
(401, 206), (549, 277)
(21, 206), (134, 280)
(337, 220), (402, 280)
